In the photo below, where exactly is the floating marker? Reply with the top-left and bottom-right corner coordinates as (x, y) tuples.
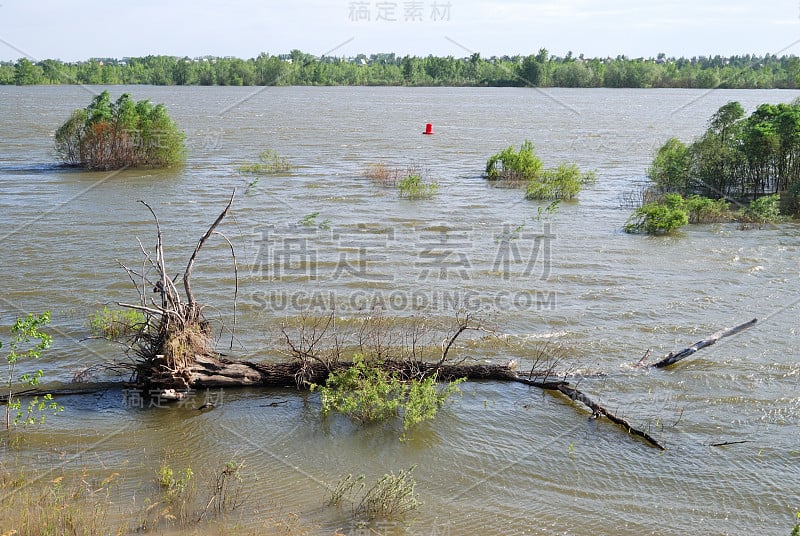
(423, 123), (434, 135)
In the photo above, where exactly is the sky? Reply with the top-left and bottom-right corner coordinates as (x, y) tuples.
(1, 0), (799, 62)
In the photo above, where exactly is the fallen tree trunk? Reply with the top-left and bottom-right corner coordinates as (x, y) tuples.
(111, 195), (757, 452)
(509, 377), (665, 449)
(133, 354), (666, 449)
(138, 356), (521, 390)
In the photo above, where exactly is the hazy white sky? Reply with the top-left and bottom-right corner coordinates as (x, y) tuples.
(1, 0), (798, 62)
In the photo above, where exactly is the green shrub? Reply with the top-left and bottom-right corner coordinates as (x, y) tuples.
(328, 466), (419, 521)
(158, 464), (194, 504)
(525, 163), (596, 200)
(403, 374), (463, 430)
(238, 148), (292, 175)
(624, 193), (689, 234)
(88, 306), (146, 340)
(486, 142), (595, 201)
(357, 467), (419, 520)
(397, 174), (439, 199)
(55, 91), (185, 170)
(648, 137), (690, 192)
(485, 140), (543, 181)
(313, 356), (464, 437)
(780, 181), (800, 217)
(684, 195), (731, 223)
(742, 194), (783, 224)
(3, 311), (63, 429)
(316, 358), (404, 424)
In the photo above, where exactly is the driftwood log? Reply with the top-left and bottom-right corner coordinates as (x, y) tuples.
(650, 318), (757, 368)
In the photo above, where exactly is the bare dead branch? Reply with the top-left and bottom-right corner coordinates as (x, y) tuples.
(636, 348), (652, 367)
(117, 302), (172, 318)
(184, 191), (235, 316)
(212, 229), (239, 350)
(514, 377), (665, 450)
(438, 320), (469, 367)
(138, 199), (171, 310)
(709, 440), (754, 447)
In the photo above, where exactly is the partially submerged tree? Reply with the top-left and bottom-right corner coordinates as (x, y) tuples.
(55, 90), (186, 170)
(648, 100), (800, 202)
(108, 195), (757, 451)
(525, 162), (596, 200)
(623, 193), (690, 235)
(3, 311), (62, 430)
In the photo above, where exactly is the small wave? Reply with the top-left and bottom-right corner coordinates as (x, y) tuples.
(0, 162), (72, 174)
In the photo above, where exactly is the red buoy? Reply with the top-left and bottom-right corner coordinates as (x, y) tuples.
(423, 123), (433, 135)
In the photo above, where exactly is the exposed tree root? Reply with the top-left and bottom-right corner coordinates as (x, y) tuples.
(117, 192), (236, 392)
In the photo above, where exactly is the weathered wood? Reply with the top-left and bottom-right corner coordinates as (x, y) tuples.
(555, 383), (665, 449)
(709, 440), (753, 447)
(652, 318), (757, 368)
(138, 357), (522, 390)
(144, 355), (664, 449)
(183, 191), (235, 317)
(513, 377), (665, 450)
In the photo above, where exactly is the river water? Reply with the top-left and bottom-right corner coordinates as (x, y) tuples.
(1, 86), (799, 535)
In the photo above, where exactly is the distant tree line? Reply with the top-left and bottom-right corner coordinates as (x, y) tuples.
(3, 49), (800, 88)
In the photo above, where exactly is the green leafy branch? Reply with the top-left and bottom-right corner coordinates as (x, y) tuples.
(4, 311), (63, 430)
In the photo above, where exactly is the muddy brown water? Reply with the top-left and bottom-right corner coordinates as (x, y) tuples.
(1, 85), (799, 534)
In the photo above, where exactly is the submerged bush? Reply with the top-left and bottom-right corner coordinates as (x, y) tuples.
(55, 90), (185, 170)
(684, 195), (731, 223)
(313, 356), (464, 437)
(624, 193), (689, 234)
(363, 162), (395, 185)
(741, 194), (783, 225)
(88, 306), (146, 340)
(486, 141), (595, 201)
(238, 148), (292, 174)
(328, 466), (419, 521)
(397, 174), (439, 199)
(364, 162), (438, 199)
(525, 163), (596, 200)
(485, 140), (543, 181)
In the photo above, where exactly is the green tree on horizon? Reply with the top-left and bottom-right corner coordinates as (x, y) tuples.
(2, 50), (800, 88)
